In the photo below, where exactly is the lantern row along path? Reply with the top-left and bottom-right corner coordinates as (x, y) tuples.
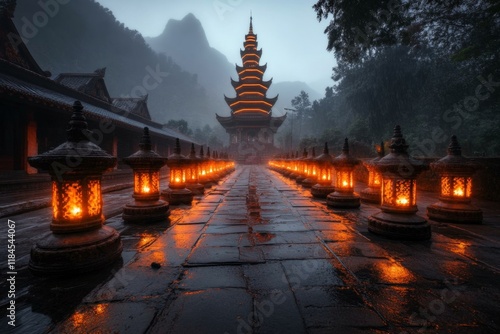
(1, 165), (500, 333)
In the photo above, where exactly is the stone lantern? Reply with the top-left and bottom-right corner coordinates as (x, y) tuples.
(122, 127), (169, 223)
(185, 143), (205, 195)
(311, 143), (335, 198)
(27, 101), (122, 275)
(427, 135), (482, 223)
(198, 147), (214, 188)
(368, 125), (431, 240)
(360, 142), (385, 203)
(162, 138), (193, 205)
(301, 147), (318, 188)
(296, 148), (309, 184)
(327, 138), (361, 208)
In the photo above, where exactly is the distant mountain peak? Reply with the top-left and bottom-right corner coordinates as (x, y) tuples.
(160, 13), (209, 49)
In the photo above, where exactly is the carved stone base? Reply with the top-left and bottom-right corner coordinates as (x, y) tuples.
(368, 211), (431, 240)
(301, 178), (316, 188)
(427, 201), (482, 224)
(295, 176), (306, 184)
(326, 191), (360, 208)
(311, 184), (335, 198)
(162, 188), (193, 205)
(122, 200), (170, 223)
(187, 183), (205, 195)
(29, 225), (122, 276)
(360, 187), (381, 204)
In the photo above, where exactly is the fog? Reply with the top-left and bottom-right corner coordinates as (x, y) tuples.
(95, 0), (334, 93)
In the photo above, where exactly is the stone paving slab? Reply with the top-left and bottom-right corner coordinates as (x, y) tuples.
(8, 165), (500, 333)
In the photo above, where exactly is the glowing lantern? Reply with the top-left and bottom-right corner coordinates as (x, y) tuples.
(311, 143), (335, 198)
(161, 138), (193, 205)
(427, 135), (482, 223)
(289, 151), (301, 179)
(327, 138), (361, 208)
(27, 101), (122, 275)
(185, 143), (205, 195)
(368, 125), (431, 240)
(301, 147), (318, 188)
(122, 127), (169, 223)
(198, 147), (214, 188)
(360, 142), (385, 203)
(295, 148), (309, 184)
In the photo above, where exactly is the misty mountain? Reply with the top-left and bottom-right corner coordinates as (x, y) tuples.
(12, 0), (215, 127)
(146, 14), (322, 117)
(145, 13), (234, 114)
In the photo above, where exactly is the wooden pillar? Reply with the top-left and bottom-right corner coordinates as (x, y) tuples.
(26, 112), (37, 174)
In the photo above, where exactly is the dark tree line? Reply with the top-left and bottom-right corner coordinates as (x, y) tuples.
(300, 0), (500, 156)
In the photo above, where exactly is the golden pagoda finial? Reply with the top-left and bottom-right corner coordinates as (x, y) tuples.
(249, 13), (253, 34)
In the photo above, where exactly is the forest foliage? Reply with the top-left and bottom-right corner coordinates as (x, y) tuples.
(290, 0), (500, 157)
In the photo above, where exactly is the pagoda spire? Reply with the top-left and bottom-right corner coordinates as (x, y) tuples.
(249, 14), (253, 34)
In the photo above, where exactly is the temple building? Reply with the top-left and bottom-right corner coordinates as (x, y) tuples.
(216, 17), (286, 163)
(0, 1), (195, 177)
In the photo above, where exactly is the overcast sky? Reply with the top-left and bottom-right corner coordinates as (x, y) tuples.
(95, 0), (335, 93)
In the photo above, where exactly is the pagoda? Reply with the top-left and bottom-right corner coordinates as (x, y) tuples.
(216, 17), (286, 163)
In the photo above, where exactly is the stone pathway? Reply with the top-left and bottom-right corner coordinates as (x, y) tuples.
(5, 165), (499, 333)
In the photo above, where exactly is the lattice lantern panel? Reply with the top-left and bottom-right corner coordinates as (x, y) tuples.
(440, 176), (472, 199)
(319, 166), (331, 184)
(134, 171), (160, 195)
(335, 170), (353, 190)
(382, 178), (416, 208)
(368, 170), (382, 187)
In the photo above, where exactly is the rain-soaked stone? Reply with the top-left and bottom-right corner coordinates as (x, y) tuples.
(54, 302), (157, 333)
(149, 289), (253, 334)
(178, 266), (246, 290)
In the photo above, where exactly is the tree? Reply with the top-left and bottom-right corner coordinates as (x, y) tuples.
(164, 119), (193, 136)
(313, 0), (500, 74)
(291, 91), (313, 140)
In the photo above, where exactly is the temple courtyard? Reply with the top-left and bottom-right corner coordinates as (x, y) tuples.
(1, 165), (499, 333)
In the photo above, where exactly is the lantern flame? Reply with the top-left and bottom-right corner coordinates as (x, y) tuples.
(71, 206), (82, 216)
(453, 187), (464, 197)
(342, 180), (349, 187)
(396, 196), (409, 205)
(142, 186), (150, 193)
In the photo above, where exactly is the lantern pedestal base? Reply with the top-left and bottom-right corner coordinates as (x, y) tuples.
(368, 212), (431, 240)
(162, 188), (193, 205)
(360, 188), (381, 204)
(326, 191), (360, 208)
(311, 184), (335, 198)
(29, 225), (122, 276)
(295, 176), (306, 184)
(427, 201), (482, 224)
(122, 200), (170, 223)
(301, 178), (316, 188)
(187, 183), (205, 195)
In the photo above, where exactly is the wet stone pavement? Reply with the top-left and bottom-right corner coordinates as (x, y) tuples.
(3, 165), (500, 333)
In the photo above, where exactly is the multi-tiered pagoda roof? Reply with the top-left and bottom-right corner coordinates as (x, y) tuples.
(216, 17), (285, 130)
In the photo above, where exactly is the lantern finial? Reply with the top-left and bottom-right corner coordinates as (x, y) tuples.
(312, 147), (316, 157)
(190, 143), (196, 156)
(207, 147), (211, 157)
(378, 141), (385, 157)
(303, 148), (308, 158)
(389, 125), (409, 154)
(139, 127), (152, 151)
(448, 135), (462, 156)
(323, 142), (329, 154)
(199, 146), (204, 158)
(342, 138), (349, 155)
(67, 101), (90, 142)
(174, 138), (181, 155)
